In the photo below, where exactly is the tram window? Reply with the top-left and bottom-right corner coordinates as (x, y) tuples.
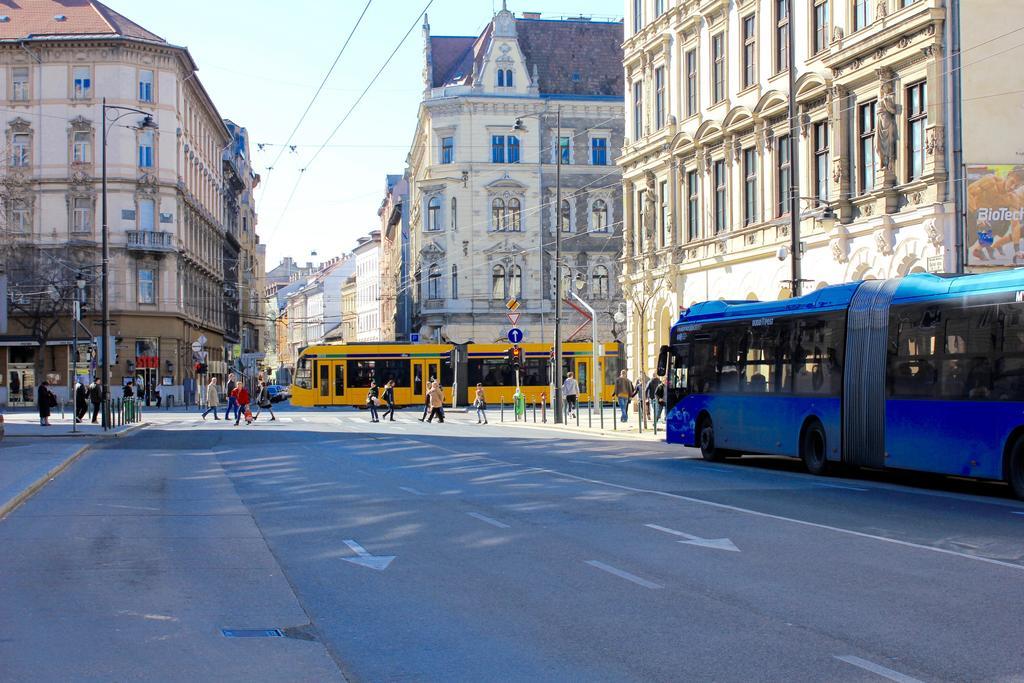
(521, 359), (549, 386)
(319, 363), (330, 397)
(295, 359), (312, 390)
(413, 364), (423, 395)
(468, 359), (516, 386)
(334, 364), (344, 396)
(604, 353), (623, 386)
(347, 360), (410, 388)
(578, 362), (588, 390)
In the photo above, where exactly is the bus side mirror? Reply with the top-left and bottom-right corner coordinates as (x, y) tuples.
(656, 345), (670, 377)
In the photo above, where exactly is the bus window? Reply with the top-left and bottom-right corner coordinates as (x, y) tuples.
(689, 335), (717, 394)
(793, 316), (844, 395)
(319, 362), (330, 397)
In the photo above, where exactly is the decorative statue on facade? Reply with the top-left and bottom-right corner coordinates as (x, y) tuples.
(876, 78), (897, 171)
(643, 171), (657, 247)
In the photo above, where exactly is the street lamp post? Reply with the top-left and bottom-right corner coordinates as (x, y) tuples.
(71, 274), (85, 434)
(100, 98), (156, 429)
(787, 0), (802, 298)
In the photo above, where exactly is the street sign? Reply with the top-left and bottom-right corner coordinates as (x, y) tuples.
(506, 298), (520, 312)
(410, 333), (420, 342)
(190, 341), (203, 353)
(507, 312), (521, 326)
(507, 328), (524, 344)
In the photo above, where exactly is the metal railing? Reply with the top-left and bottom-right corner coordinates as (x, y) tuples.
(104, 397), (144, 428)
(126, 230), (174, 251)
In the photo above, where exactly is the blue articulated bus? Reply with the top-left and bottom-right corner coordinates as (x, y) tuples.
(659, 270), (1024, 499)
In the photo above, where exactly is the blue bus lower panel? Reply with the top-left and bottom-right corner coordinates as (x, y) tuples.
(885, 399), (1018, 481)
(666, 394), (842, 461)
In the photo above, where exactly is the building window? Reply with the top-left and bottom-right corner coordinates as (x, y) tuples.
(633, 0), (643, 33)
(497, 69), (505, 87)
(9, 199), (29, 233)
(72, 131), (91, 164)
(441, 136), (454, 164)
(11, 133), (29, 167)
(492, 264), (506, 299)
(591, 137), (608, 165)
(813, 0), (830, 55)
(655, 66), (666, 129)
(713, 160), (727, 233)
(859, 101), (876, 193)
(853, 0), (869, 30)
(560, 199), (572, 232)
(907, 81), (927, 181)
(508, 198), (522, 231)
(777, 134), (791, 216)
(742, 15), (757, 89)
(428, 196), (441, 231)
(492, 135), (506, 163)
(558, 135), (571, 164)
(427, 265), (441, 299)
(139, 69), (154, 103)
(72, 197), (92, 233)
(450, 197), (457, 230)
(655, 0), (666, 15)
(814, 121), (829, 202)
(775, 0), (789, 74)
(12, 67), (29, 101)
(505, 69), (513, 87)
(509, 265), (522, 299)
(592, 265), (609, 299)
(712, 33), (725, 104)
(492, 198), (506, 230)
(660, 180), (669, 246)
(636, 189), (645, 252)
(139, 198), (155, 230)
(72, 66), (92, 99)
(508, 135), (520, 163)
(138, 269), (155, 304)
(686, 169), (700, 241)
(633, 81), (643, 140)
(451, 265), (458, 299)
(743, 147), (758, 226)
(685, 49), (698, 118)
(138, 130), (154, 168)
(592, 198), (609, 232)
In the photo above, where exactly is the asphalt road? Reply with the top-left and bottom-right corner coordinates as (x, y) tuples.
(1, 406), (1022, 682)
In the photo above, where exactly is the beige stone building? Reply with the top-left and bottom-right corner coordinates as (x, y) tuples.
(619, 0), (959, 374)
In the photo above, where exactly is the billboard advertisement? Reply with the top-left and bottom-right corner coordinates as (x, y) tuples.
(966, 165), (1024, 267)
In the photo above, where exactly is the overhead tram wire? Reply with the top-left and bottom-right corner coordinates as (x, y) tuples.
(259, 0), (374, 198)
(262, 0), (436, 249)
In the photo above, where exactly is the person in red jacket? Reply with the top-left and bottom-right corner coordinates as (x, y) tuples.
(233, 384), (251, 426)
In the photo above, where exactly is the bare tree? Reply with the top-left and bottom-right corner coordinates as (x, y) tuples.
(620, 267), (665, 376)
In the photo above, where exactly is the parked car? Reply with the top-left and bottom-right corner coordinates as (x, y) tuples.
(265, 385), (290, 403)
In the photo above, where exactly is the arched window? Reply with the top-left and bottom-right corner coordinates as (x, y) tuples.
(491, 264), (506, 299)
(505, 69), (513, 87)
(591, 199), (608, 232)
(560, 199), (572, 232)
(427, 264), (441, 299)
(427, 197), (441, 231)
(509, 265), (522, 298)
(492, 198), (506, 230)
(497, 69), (505, 87)
(508, 198), (521, 231)
(592, 265), (609, 299)
(450, 197), (457, 230)
(451, 265), (459, 299)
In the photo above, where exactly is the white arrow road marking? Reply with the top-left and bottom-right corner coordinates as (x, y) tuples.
(467, 512), (510, 529)
(340, 539), (395, 571)
(645, 523), (741, 552)
(834, 656), (925, 683)
(585, 560), (662, 589)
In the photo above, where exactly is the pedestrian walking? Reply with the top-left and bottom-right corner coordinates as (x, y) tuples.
(234, 383), (251, 426)
(381, 380), (396, 422)
(614, 369), (632, 423)
(367, 380), (380, 423)
(152, 383), (162, 408)
(74, 379), (88, 423)
(474, 383), (488, 424)
(562, 371), (580, 420)
(123, 380), (135, 399)
(201, 377), (221, 420)
(224, 373), (238, 424)
(426, 381), (445, 423)
(89, 378), (104, 423)
(252, 381), (276, 421)
(634, 373), (650, 420)
(418, 376), (436, 421)
(37, 381), (56, 426)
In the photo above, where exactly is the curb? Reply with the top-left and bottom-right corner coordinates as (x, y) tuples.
(499, 419), (665, 441)
(2, 422), (149, 439)
(0, 442), (92, 520)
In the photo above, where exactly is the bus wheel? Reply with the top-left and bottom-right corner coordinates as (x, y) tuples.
(698, 416), (725, 462)
(1008, 434), (1024, 500)
(800, 420), (829, 476)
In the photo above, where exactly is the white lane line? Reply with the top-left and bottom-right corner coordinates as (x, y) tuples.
(399, 486), (425, 496)
(467, 511), (510, 529)
(834, 656), (925, 683)
(815, 483), (870, 492)
(584, 560), (662, 589)
(1012, 511), (1024, 516)
(697, 465), (733, 473)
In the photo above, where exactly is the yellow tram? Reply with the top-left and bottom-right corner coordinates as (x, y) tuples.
(290, 341), (622, 408)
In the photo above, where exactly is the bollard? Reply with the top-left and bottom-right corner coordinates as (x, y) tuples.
(599, 397), (604, 430)
(576, 402), (580, 426)
(500, 398), (504, 423)
(540, 393), (547, 423)
(533, 398), (537, 423)
(588, 399), (592, 428)
(613, 399), (617, 430)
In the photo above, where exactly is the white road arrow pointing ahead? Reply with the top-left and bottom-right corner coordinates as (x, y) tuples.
(340, 539), (396, 570)
(645, 524), (741, 552)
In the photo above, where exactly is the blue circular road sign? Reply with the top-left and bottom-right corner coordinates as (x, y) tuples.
(507, 328), (524, 344)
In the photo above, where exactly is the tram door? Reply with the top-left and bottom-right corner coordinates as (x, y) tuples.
(317, 361), (331, 404)
(332, 362), (346, 405)
(575, 358), (591, 402)
(427, 361), (440, 389)
(412, 361), (425, 405)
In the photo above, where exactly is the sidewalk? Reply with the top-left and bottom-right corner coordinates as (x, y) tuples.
(0, 437), (93, 517)
(1, 412), (145, 439)
(494, 405), (667, 441)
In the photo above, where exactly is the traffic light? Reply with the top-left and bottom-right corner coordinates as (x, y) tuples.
(508, 345), (523, 371)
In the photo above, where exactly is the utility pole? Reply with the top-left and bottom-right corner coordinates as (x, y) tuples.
(787, 0), (802, 297)
(553, 105), (564, 424)
(100, 98), (110, 429)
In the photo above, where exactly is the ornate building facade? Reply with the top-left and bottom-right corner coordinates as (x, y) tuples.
(619, 0), (954, 374)
(406, 7), (625, 344)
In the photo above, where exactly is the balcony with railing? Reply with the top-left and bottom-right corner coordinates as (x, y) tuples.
(126, 230), (175, 253)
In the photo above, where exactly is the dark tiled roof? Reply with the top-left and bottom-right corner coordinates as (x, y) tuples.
(430, 35), (476, 88)
(0, 0), (165, 43)
(516, 19), (624, 97)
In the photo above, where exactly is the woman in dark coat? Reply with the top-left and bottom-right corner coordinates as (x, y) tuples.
(37, 381), (55, 426)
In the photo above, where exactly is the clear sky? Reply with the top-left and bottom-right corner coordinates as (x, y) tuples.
(104, 0), (624, 269)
